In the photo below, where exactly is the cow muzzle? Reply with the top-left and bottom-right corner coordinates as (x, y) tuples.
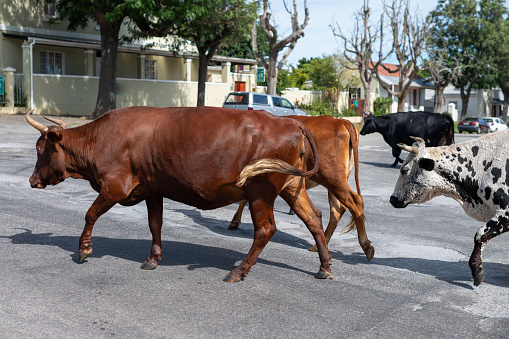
(29, 176), (46, 189)
(389, 195), (407, 208)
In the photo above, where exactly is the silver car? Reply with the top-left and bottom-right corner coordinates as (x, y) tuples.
(222, 92), (306, 116)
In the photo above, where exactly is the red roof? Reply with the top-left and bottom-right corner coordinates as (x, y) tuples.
(372, 63), (400, 77)
(370, 62), (425, 80)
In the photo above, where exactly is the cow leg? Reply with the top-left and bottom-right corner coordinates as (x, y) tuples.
(308, 191), (346, 251)
(391, 147), (403, 167)
(224, 194), (278, 282)
(315, 183), (374, 261)
(78, 194), (117, 262)
(228, 200), (248, 230)
(141, 197), (164, 270)
(469, 218), (509, 286)
(279, 184), (332, 279)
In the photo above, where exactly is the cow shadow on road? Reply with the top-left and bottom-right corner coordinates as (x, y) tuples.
(360, 161), (400, 169)
(170, 207), (315, 251)
(1, 228), (317, 279)
(162, 208), (509, 289)
(329, 248), (509, 289)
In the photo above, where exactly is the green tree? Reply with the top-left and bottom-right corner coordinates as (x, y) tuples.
(133, 0), (258, 106)
(220, 25), (270, 60)
(478, 0), (509, 119)
(429, 0), (507, 121)
(308, 55), (340, 91)
(53, 0), (146, 117)
(495, 19), (509, 120)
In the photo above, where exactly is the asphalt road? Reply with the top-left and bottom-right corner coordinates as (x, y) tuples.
(1, 114), (508, 338)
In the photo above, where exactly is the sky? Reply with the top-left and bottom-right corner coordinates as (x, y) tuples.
(266, 0), (439, 67)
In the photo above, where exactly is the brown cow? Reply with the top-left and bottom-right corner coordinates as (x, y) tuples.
(228, 115), (374, 261)
(26, 106), (332, 282)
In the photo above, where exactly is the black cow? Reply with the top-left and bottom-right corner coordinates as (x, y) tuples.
(360, 111), (455, 167)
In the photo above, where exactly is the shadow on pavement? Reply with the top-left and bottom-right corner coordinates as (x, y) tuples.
(2, 228), (316, 278)
(328, 248), (509, 289)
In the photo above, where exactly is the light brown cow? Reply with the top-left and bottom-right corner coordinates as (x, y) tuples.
(228, 115), (374, 261)
(26, 107), (332, 282)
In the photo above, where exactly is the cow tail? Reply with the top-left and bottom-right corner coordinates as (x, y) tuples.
(237, 122), (319, 187)
(341, 120), (365, 234)
(344, 120), (361, 196)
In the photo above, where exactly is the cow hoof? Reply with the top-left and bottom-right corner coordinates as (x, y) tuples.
(315, 270), (333, 279)
(364, 244), (375, 261)
(78, 248), (92, 262)
(473, 269), (485, 286)
(140, 261), (157, 270)
(223, 274), (243, 283)
(228, 221), (240, 230)
(308, 244), (318, 252)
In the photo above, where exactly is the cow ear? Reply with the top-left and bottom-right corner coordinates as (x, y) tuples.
(47, 130), (63, 144)
(418, 158), (435, 171)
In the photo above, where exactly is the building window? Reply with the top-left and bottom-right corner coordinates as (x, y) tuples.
(412, 89), (418, 106)
(230, 63), (248, 73)
(145, 60), (157, 80)
(40, 51), (64, 75)
(349, 88), (361, 100)
(44, 1), (58, 20)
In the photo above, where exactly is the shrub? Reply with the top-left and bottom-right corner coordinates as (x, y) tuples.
(373, 97), (393, 116)
(299, 98), (340, 118)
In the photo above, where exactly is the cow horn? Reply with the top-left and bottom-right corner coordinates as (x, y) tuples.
(398, 143), (418, 154)
(410, 136), (426, 144)
(44, 116), (67, 129)
(26, 110), (48, 133)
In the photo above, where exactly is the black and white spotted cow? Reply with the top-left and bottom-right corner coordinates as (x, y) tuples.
(389, 131), (509, 286)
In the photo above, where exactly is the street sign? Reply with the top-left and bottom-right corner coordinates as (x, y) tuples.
(0, 76), (4, 96)
(257, 68), (265, 82)
(353, 100), (359, 107)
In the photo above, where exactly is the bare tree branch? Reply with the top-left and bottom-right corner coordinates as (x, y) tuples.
(252, 0), (309, 95)
(373, 0), (430, 112)
(332, 0), (382, 112)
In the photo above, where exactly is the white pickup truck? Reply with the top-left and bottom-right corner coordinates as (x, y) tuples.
(222, 91), (306, 116)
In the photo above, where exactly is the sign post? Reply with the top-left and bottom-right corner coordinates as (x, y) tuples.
(257, 68), (265, 83)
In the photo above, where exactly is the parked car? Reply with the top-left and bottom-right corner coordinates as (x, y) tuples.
(457, 117), (490, 134)
(222, 92), (306, 116)
(484, 117), (508, 133)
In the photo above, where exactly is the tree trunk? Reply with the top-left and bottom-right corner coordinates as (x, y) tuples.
(434, 86), (446, 113)
(363, 83), (372, 113)
(92, 22), (121, 119)
(459, 85), (472, 121)
(196, 48), (217, 107)
(502, 89), (509, 121)
(397, 95), (406, 112)
(197, 50), (208, 107)
(266, 52), (278, 95)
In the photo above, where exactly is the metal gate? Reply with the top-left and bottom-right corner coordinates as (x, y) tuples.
(0, 74), (24, 107)
(14, 74), (25, 107)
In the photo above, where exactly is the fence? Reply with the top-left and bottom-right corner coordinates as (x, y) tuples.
(14, 74), (24, 107)
(0, 73), (24, 108)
